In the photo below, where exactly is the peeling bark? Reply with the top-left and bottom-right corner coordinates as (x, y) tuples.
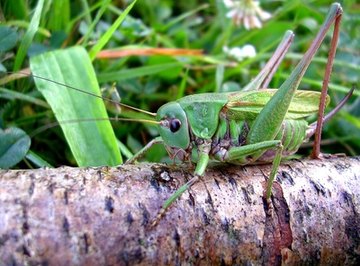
(0, 157), (360, 265)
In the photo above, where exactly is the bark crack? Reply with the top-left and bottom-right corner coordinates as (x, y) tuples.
(262, 181), (293, 265)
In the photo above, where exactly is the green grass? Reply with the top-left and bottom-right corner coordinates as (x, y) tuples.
(0, 0), (359, 168)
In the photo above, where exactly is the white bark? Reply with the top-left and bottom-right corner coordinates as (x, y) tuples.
(0, 157), (359, 265)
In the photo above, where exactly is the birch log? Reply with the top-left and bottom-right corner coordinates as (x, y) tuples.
(0, 157), (359, 265)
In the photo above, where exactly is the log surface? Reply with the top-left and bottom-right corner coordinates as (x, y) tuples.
(0, 157), (360, 265)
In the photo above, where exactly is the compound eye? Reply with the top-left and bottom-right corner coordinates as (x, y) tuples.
(169, 118), (181, 133)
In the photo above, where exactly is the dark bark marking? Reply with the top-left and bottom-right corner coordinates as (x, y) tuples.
(138, 203), (150, 226)
(294, 167), (304, 175)
(205, 191), (214, 210)
(0, 233), (10, 246)
(117, 248), (144, 266)
(28, 180), (35, 196)
(293, 209), (304, 224)
(334, 162), (351, 172)
(220, 257), (226, 266)
(228, 176), (238, 190)
(221, 217), (229, 233)
(213, 178), (221, 190)
(6, 255), (18, 266)
(220, 217), (240, 242)
(126, 212), (134, 225)
(150, 178), (160, 192)
(309, 180), (327, 196)
(82, 233), (90, 254)
(22, 221), (29, 235)
(345, 214), (360, 247)
(105, 196), (115, 213)
(41, 260), (49, 266)
(63, 189), (68, 205)
(341, 190), (356, 214)
(277, 170), (295, 186)
(47, 182), (55, 194)
(22, 245), (31, 257)
(201, 208), (210, 226)
(173, 228), (181, 248)
(187, 191), (195, 207)
(21, 203), (29, 235)
(63, 216), (70, 237)
(241, 187), (252, 204)
(97, 169), (104, 181)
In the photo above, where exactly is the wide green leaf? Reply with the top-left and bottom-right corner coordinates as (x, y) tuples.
(0, 127), (31, 169)
(30, 46), (122, 166)
(0, 26), (18, 52)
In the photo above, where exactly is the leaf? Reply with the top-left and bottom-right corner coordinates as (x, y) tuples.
(0, 26), (18, 52)
(25, 150), (53, 168)
(89, 0), (137, 60)
(13, 0), (44, 71)
(0, 127), (31, 169)
(98, 62), (183, 83)
(89, 0), (138, 60)
(30, 46), (122, 166)
(0, 87), (49, 108)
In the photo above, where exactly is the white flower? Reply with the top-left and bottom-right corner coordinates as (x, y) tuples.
(224, 0), (271, 30)
(223, 44), (256, 61)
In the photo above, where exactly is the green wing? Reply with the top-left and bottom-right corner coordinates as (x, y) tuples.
(225, 89), (330, 120)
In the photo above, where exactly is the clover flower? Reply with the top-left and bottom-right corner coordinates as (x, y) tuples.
(223, 44), (256, 61)
(224, 0), (271, 30)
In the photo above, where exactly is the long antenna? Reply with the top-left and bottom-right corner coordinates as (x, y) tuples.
(4, 71), (157, 117)
(30, 117), (160, 137)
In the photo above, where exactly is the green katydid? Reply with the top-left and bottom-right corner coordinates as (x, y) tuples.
(123, 2), (351, 223)
(25, 3), (352, 224)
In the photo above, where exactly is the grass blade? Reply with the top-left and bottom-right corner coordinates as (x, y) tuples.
(13, 0), (44, 71)
(25, 150), (53, 168)
(89, 0), (138, 60)
(30, 46), (122, 166)
(98, 62), (182, 82)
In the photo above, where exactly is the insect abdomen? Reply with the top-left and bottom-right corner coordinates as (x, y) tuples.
(258, 119), (308, 161)
(211, 119), (308, 163)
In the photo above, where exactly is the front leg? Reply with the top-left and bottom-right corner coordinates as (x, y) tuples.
(126, 136), (163, 164)
(151, 141), (211, 227)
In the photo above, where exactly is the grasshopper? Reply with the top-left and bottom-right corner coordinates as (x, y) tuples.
(123, 3), (351, 220)
(25, 3), (352, 224)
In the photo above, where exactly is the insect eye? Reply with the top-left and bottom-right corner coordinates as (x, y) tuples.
(169, 118), (181, 133)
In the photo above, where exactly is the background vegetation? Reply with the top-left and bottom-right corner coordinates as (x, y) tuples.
(0, 0), (359, 168)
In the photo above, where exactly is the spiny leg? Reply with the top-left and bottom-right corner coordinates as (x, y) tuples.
(150, 144), (210, 227)
(152, 141), (284, 226)
(126, 136), (163, 164)
(150, 174), (200, 227)
(311, 6), (342, 159)
(246, 3), (343, 159)
(265, 144), (283, 199)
